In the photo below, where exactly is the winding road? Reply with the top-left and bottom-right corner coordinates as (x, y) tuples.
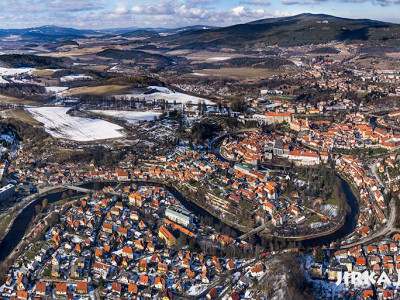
(342, 198), (399, 249)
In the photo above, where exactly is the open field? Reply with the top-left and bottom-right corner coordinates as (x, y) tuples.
(67, 85), (129, 96)
(0, 109), (43, 125)
(191, 68), (292, 79)
(83, 65), (109, 71)
(38, 46), (105, 58)
(31, 69), (56, 76)
(386, 52), (400, 59)
(0, 94), (40, 106)
(347, 55), (400, 70)
(271, 95), (297, 101)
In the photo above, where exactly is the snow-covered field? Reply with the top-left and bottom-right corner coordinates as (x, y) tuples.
(206, 56), (231, 61)
(90, 110), (162, 123)
(45, 86), (69, 94)
(192, 72), (207, 77)
(60, 74), (93, 82)
(27, 106), (125, 141)
(119, 86), (214, 105)
(0, 77), (8, 84)
(0, 67), (35, 76)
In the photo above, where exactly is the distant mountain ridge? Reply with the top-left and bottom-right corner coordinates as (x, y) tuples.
(1, 14), (400, 49)
(0, 25), (101, 41)
(159, 13), (400, 49)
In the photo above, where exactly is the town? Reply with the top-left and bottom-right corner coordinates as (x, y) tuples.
(0, 9), (400, 300)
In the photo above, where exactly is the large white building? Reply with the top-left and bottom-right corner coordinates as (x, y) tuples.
(0, 184), (15, 202)
(165, 208), (192, 227)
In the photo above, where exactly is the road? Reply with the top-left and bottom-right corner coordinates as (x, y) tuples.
(343, 197), (399, 248)
(370, 161), (388, 193)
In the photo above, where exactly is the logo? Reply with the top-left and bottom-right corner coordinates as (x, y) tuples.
(335, 271), (399, 286)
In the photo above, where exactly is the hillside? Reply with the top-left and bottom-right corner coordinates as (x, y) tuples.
(162, 13), (400, 49)
(96, 49), (174, 66)
(0, 54), (71, 68)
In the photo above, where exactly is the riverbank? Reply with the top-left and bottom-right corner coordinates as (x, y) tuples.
(0, 188), (82, 262)
(0, 186), (64, 245)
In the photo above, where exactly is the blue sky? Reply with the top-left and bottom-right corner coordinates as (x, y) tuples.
(0, 0), (398, 29)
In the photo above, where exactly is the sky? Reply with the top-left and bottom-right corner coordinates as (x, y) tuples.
(0, 0), (398, 29)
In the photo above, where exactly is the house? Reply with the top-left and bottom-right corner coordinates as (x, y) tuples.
(5, 275), (13, 286)
(159, 225), (176, 246)
(120, 273), (130, 285)
(383, 289), (394, 300)
(309, 264), (324, 279)
(55, 283), (67, 296)
(140, 275), (149, 286)
(363, 289), (374, 299)
(140, 259), (148, 272)
(17, 290), (28, 300)
(17, 274), (28, 291)
(102, 222), (113, 234)
(122, 247), (134, 259)
(93, 262), (112, 278)
(36, 281), (47, 296)
(339, 258), (353, 272)
(129, 193), (143, 207)
(77, 281), (88, 294)
(226, 260), (235, 271)
(263, 201), (276, 214)
(206, 288), (219, 300)
(155, 277), (166, 290)
(158, 262), (168, 274)
(327, 266), (343, 281)
(128, 283), (138, 294)
(228, 291), (241, 300)
(250, 264), (264, 277)
(112, 282), (122, 294)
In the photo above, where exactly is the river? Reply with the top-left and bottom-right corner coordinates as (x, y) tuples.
(0, 171), (359, 261)
(0, 189), (83, 261)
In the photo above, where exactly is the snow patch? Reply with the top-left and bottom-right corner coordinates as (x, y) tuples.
(90, 110), (162, 123)
(0, 67), (35, 76)
(207, 56), (231, 61)
(45, 86), (69, 94)
(60, 74), (93, 82)
(121, 86), (214, 105)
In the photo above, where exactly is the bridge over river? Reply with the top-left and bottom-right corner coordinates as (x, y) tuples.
(63, 185), (123, 197)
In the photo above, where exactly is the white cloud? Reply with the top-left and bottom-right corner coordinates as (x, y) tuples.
(283, 0), (400, 5)
(239, 0), (272, 6)
(282, 0), (322, 4)
(0, 0), (104, 13)
(115, 6), (128, 14)
(185, 0), (221, 6)
(126, 2), (290, 27)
